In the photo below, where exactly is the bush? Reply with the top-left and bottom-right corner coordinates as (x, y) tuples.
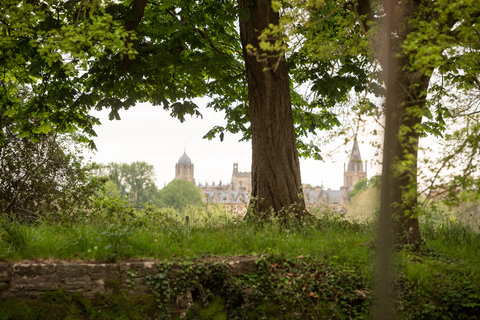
(0, 116), (105, 222)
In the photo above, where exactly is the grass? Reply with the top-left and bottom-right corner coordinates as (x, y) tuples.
(1, 204), (479, 268)
(1, 204), (480, 318)
(0, 206), (374, 265)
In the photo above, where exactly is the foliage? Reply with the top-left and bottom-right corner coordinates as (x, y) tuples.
(1, 0), (241, 143)
(146, 255), (371, 319)
(103, 180), (122, 199)
(158, 179), (203, 212)
(98, 223), (133, 262)
(0, 116), (105, 222)
(0, 205), (373, 262)
(0, 205), (480, 318)
(0, 216), (31, 251)
(90, 195), (136, 222)
(0, 289), (159, 320)
(265, 0), (380, 144)
(350, 175), (380, 199)
(0, 0), (134, 146)
(395, 249), (480, 319)
(96, 161), (160, 207)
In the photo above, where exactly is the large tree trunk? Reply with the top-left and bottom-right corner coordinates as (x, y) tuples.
(380, 0), (432, 246)
(237, 0), (308, 220)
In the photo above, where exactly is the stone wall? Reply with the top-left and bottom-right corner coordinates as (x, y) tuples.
(0, 256), (259, 300)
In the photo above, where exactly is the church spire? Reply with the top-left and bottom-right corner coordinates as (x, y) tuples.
(350, 135), (362, 161)
(347, 136), (364, 173)
(342, 136), (367, 195)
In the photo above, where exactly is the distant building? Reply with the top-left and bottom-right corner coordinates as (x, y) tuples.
(173, 151), (251, 215)
(173, 139), (367, 214)
(303, 137), (367, 211)
(340, 137), (367, 204)
(175, 151), (195, 183)
(198, 163), (251, 215)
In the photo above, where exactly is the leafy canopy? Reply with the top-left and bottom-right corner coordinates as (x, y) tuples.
(158, 179), (203, 211)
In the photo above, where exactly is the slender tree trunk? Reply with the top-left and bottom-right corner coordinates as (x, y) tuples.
(380, 0), (432, 246)
(237, 0), (308, 220)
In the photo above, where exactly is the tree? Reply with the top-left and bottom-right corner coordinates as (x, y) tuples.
(2, 0), (321, 221)
(120, 161), (158, 206)
(104, 180), (122, 199)
(349, 175), (380, 199)
(0, 116), (104, 221)
(267, 0), (480, 245)
(158, 179), (202, 211)
(267, 2), (480, 315)
(98, 161), (159, 207)
(354, 0), (480, 246)
(0, 0), (133, 147)
(237, 0), (308, 220)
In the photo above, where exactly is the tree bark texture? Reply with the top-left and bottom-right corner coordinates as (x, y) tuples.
(379, 0), (433, 246)
(237, 0), (308, 219)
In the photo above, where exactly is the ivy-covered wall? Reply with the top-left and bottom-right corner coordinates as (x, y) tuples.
(0, 257), (259, 318)
(0, 256), (375, 319)
(0, 257), (258, 298)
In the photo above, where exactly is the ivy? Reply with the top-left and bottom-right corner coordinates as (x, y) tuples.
(145, 256), (371, 319)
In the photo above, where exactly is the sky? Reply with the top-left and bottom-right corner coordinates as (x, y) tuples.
(86, 99), (383, 190)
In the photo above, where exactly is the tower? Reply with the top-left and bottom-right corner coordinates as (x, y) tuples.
(231, 162), (251, 193)
(175, 150), (195, 183)
(340, 137), (367, 204)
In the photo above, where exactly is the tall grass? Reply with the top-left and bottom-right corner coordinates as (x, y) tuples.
(0, 203), (478, 271)
(0, 205), (372, 267)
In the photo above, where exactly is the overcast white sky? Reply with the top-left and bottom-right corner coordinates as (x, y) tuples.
(86, 99), (383, 190)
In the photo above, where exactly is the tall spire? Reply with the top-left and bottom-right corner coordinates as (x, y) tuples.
(350, 136), (362, 161)
(347, 137), (364, 172)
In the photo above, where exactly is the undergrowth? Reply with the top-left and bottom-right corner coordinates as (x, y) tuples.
(0, 203), (479, 318)
(0, 205), (373, 263)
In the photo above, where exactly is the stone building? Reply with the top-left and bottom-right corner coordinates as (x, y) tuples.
(198, 163), (251, 215)
(173, 139), (366, 214)
(303, 138), (367, 211)
(174, 151), (251, 214)
(340, 137), (367, 204)
(175, 151), (195, 183)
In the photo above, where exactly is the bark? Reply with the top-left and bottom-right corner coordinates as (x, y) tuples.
(380, 0), (433, 246)
(353, 0), (434, 246)
(237, 0), (308, 220)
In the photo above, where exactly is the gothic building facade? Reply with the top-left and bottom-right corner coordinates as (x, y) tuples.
(198, 163), (251, 215)
(340, 138), (368, 204)
(173, 139), (367, 213)
(303, 138), (367, 210)
(173, 152), (251, 214)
